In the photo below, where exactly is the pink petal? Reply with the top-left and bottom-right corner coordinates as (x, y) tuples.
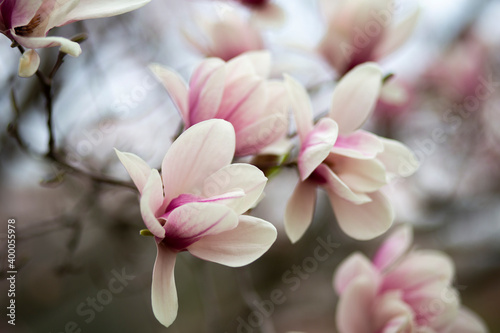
(140, 170), (166, 238)
(336, 276), (378, 333)
(298, 118), (339, 181)
(284, 180), (317, 243)
(377, 138), (419, 179)
(332, 154), (387, 193)
(233, 80), (288, 156)
(330, 63), (383, 135)
(374, 9), (421, 60)
(373, 225), (413, 272)
(334, 252), (380, 295)
(188, 58), (226, 124)
(284, 74), (314, 142)
(201, 163), (267, 215)
(188, 215), (277, 267)
(444, 307), (488, 333)
(332, 130), (384, 159)
(163, 202), (238, 250)
(114, 148), (152, 194)
(5, 0), (42, 27)
(379, 315), (414, 333)
(59, 0), (151, 26)
(152, 243), (178, 327)
(406, 283), (459, 331)
(315, 163), (371, 204)
(329, 190), (394, 240)
(235, 112), (288, 156)
(161, 119), (235, 203)
(149, 64), (189, 125)
(382, 251), (455, 294)
(220, 78), (268, 131)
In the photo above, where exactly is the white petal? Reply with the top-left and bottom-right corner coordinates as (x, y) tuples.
(114, 149), (151, 194)
(161, 119), (235, 203)
(188, 215), (277, 267)
(140, 170), (166, 238)
(152, 243), (178, 328)
(201, 164), (267, 215)
(18, 49), (40, 78)
(377, 137), (419, 179)
(330, 63), (383, 135)
(298, 118), (339, 180)
(60, 0), (151, 25)
(284, 74), (314, 141)
(333, 154), (388, 193)
(238, 50), (272, 78)
(330, 190), (394, 240)
(374, 8), (421, 59)
(284, 180), (317, 243)
(332, 130), (384, 159)
(164, 202), (238, 243)
(315, 163), (371, 204)
(149, 64), (189, 125)
(444, 307), (488, 333)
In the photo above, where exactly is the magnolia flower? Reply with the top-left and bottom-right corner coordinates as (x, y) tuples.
(115, 119), (277, 327)
(150, 51), (288, 157)
(284, 63), (418, 242)
(183, 8), (264, 61)
(318, 0), (419, 76)
(0, 0), (150, 77)
(334, 226), (488, 333)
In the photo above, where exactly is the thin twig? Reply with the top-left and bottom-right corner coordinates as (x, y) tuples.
(236, 267), (276, 333)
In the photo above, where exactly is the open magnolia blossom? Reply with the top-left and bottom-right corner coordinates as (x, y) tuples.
(318, 0), (420, 76)
(183, 7), (264, 61)
(115, 119), (277, 327)
(0, 0), (150, 77)
(284, 62), (418, 243)
(334, 226), (488, 333)
(150, 51), (288, 157)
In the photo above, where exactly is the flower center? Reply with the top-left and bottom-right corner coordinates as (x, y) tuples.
(14, 14), (41, 36)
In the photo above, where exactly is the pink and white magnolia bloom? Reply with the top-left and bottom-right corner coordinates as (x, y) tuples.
(150, 51), (288, 157)
(0, 0), (150, 77)
(115, 119), (277, 327)
(334, 226), (488, 333)
(284, 62), (418, 242)
(183, 8), (264, 61)
(318, 0), (419, 76)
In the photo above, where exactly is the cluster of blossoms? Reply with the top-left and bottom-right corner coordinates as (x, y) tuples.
(2, 0), (489, 332)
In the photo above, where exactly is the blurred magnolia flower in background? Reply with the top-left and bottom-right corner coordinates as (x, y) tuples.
(334, 226), (488, 333)
(284, 63), (418, 243)
(150, 51), (289, 156)
(115, 119), (277, 327)
(318, 0), (420, 76)
(183, 4), (264, 60)
(0, 0), (150, 77)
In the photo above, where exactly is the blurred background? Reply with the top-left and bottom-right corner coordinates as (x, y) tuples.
(0, 0), (499, 332)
